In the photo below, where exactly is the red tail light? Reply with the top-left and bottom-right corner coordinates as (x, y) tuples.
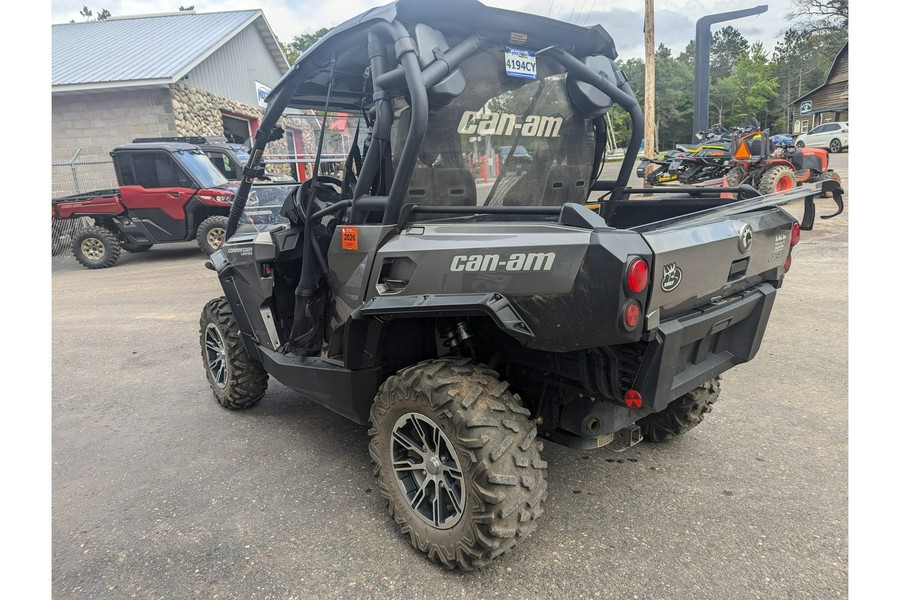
(623, 300), (641, 330)
(841, 128), (848, 133)
(624, 390), (643, 409)
(790, 222), (800, 246)
(784, 254), (792, 272)
(626, 258), (649, 294)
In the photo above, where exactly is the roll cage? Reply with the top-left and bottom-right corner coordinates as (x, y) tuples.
(225, 0), (644, 238)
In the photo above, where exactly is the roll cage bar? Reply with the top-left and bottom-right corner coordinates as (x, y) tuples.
(225, 0), (643, 238)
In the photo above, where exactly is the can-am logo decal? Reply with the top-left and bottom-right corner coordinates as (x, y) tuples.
(660, 262), (683, 292)
(457, 111), (563, 138)
(450, 252), (556, 272)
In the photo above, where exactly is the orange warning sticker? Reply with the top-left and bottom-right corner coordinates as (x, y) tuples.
(341, 226), (358, 250)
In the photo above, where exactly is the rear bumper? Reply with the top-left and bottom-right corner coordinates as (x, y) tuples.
(634, 283), (777, 412)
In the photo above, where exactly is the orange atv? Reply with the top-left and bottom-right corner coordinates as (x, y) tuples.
(724, 118), (840, 195)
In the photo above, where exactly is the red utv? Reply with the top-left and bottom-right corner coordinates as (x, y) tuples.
(52, 142), (235, 269)
(724, 118), (840, 195)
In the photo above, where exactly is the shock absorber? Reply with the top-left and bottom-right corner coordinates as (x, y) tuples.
(438, 318), (474, 356)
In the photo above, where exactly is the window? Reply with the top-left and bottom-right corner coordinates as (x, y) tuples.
(205, 150), (239, 179)
(222, 114), (252, 144)
(128, 151), (194, 188)
(809, 125), (824, 135)
(800, 120), (810, 134)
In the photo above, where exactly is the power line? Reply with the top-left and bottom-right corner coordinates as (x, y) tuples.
(569, 0), (585, 23)
(580, 0), (598, 26)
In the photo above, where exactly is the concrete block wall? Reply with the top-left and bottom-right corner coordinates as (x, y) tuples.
(52, 88), (176, 165)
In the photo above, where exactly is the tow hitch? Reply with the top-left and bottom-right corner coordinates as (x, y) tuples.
(609, 424), (643, 452)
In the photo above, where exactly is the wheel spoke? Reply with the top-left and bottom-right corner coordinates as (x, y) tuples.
(392, 458), (425, 472)
(410, 415), (431, 452)
(392, 429), (426, 457)
(431, 479), (442, 527)
(443, 462), (463, 481)
(410, 478), (430, 510)
(443, 475), (463, 515)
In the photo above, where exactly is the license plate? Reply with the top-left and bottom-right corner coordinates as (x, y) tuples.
(505, 47), (536, 79)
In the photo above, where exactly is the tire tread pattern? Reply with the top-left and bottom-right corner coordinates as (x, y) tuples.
(199, 297), (268, 409)
(368, 358), (547, 570)
(197, 216), (229, 255)
(637, 377), (722, 442)
(72, 225), (121, 269)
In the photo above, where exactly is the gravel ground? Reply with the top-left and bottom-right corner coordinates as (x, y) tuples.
(46, 154), (850, 599)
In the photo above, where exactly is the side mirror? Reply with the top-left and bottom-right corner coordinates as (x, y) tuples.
(268, 126), (285, 142)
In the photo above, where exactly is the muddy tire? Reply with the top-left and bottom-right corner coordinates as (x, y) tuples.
(724, 167), (745, 188)
(197, 216), (228, 255)
(637, 377), (722, 442)
(72, 226), (121, 269)
(369, 358), (547, 570)
(200, 297), (268, 409)
(758, 165), (796, 194)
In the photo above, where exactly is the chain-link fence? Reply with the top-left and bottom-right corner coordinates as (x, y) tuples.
(51, 152), (118, 259)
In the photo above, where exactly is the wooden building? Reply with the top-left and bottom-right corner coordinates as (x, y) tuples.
(788, 43), (848, 135)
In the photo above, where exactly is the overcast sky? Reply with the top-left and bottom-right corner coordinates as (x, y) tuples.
(51, 0), (796, 60)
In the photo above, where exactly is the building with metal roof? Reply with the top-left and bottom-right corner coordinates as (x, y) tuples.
(51, 9), (317, 195)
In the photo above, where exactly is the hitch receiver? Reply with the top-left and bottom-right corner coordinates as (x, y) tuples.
(608, 424), (643, 453)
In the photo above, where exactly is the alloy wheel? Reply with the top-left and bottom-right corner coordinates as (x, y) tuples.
(204, 323), (228, 388)
(80, 238), (105, 261)
(391, 412), (466, 529)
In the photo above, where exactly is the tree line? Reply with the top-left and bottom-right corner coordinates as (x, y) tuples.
(609, 0), (848, 149)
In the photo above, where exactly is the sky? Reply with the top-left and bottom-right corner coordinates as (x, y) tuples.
(50, 0), (795, 60)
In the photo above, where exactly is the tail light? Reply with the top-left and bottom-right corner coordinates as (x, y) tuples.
(841, 128), (848, 133)
(626, 258), (649, 294)
(784, 222), (800, 272)
(623, 300), (641, 330)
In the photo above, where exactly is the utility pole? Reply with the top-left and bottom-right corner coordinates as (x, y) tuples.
(644, 0), (655, 169)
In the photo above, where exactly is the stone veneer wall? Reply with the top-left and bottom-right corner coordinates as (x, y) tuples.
(170, 83), (321, 179)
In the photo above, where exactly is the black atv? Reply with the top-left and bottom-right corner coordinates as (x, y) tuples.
(636, 124), (735, 186)
(199, 0), (842, 570)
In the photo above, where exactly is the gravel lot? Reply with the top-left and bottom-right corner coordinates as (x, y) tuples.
(50, 155), (849, 599)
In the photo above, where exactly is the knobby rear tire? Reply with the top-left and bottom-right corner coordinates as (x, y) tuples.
(369, 358), (547, 570)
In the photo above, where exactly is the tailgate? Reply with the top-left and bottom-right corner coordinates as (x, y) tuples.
(639, 207), (793, 315)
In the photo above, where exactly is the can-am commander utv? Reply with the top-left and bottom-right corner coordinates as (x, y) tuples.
(199, 0), (843, 569)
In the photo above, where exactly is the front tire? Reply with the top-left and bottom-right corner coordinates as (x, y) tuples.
(637, 377), (722, 442)
(200, 297), (268, 409)
(724, 166), (745, 188)
(72, 226), (121, 269)
(758, 165), (796, 194)
(795, 141), (805, 148)
(369, 358), (547, 570)
(197, 216), (228, 255)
